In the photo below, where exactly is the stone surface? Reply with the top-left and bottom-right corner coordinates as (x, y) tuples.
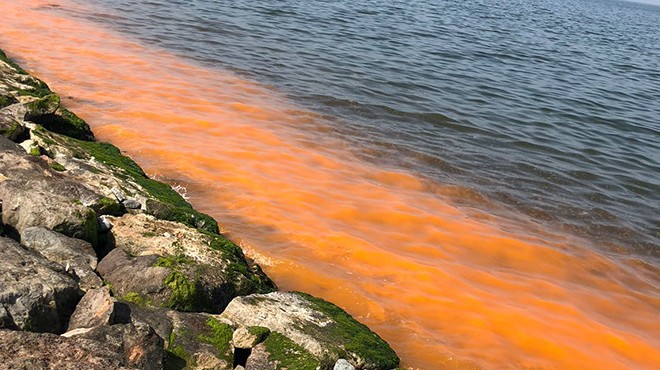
(233, 326), (269, 349)
(21, 226), (102, 291)
(67, 286), (115, 331)
(335, 359), (357, 370)
(63, 323), (164, 370)
(115, 302), (234, 370)
(101, 213), (275, 313)
(0, 329), (134, 370)
(0, 237), (80, 333)
(221, 292), (400, 370)
(244, 344), (276, 370)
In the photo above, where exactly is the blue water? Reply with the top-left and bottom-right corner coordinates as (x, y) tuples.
(78, 0), (659, 256)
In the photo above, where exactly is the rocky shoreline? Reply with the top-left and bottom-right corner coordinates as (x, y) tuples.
(0, 48), (400, 370)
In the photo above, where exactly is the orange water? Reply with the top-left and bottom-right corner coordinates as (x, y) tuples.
(2, 1), (659, 369)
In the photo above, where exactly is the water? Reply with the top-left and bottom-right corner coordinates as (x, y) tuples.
(1, 0), (659, 369)
(79, 0), (660, 255)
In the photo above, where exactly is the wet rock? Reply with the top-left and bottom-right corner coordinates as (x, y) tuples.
(335, 359), (357, 370)
(101, 213), (275, 313)
(0, 237), (80, 333)
(220, 292), (400, 370)
(24, 93), (60, 120)
(21, 226), (102, 291)
(62, 323), (164, 370)
(0, 329), (132, 369)
(67, 286), (115, 331)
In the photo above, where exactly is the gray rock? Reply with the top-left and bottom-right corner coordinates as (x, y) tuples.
(97, 215), (113, 232)
(221, 292), (400, 370)
(335, 359), (356, 370)
(244, 343), (276, 370)
(115, 302), (234, 370)
(99, 214), (275, 313)
(122, 198), (141, 210)
(233, 326), (269, 349)
(0, 329), (132, 369)
(62, 323), (164, 370)
(21, 226), (102, 291)
(0, 237), (80, 333)
(67, 286), (115, 331)
(0, 179), (100, 245)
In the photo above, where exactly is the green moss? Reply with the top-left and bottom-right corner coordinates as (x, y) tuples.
(263, 332), (320, 370)
(206, 232), (276, 294)
(49, 161), (66, 172)
(0, 48), (28, 74)
(30, 106), (94, 141)
(0, 94), (17, 108)
(121, 292), (152, 308)
(298, 292), (400, 369)
(153, 254), (194, 268)
(198, 318), (234, 362)
(163, 269), (209, 312)
(29, 146), (42, 156)
(247, 326), (270, 344)
(145, 199), (219, 234)
(96, 196), (122, 215)
(25, 94), (60, 118)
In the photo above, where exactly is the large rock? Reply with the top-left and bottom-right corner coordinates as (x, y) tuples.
(21, 226), (102, 291)
(220, 292), (400, 370)
(99, 213), (275, 313)
(114, 301), (235, 370)
(62, 323), (164, 370)
(0, 237), (80, 333)
(0, 329), (134, 370)
(67, 286), (115, 331)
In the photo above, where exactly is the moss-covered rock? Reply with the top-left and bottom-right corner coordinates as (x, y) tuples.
(220, 292), (399, 370)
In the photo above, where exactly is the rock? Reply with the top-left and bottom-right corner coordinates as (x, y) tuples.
(100, 213), (275, 313)
(67, 286), (115, 330)
(121, 198), (141, 210)
(244, 343), (277, 370)
(233, 326), (269, 349)
(114, 302), (235, 370)
(21, 226), (102, 291)
(0, 237), (80, 333)
(96, 249), (169, 308)
(24, 93), (60, 120)
(98, 215), (113, 232)
(63, 323), (164, 370)
(0, 109), (28, 142)
(335, 358), (357, 370)
(220, 292), (400, 370)
(0, 329), (134, 369)
(0, 138), (102, 245)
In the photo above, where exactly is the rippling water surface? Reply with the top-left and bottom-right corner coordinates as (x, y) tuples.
(1, 0), (659, 369)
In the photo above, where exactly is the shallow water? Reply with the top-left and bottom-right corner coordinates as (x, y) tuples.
(1, 0), (659, 369)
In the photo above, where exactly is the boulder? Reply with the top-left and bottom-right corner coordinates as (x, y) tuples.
(220, 292), (400, 370)
(0, 329), (134, 370)
(233, 326), (269, 349)
(0, 178), (99, 245)
(99, 213), (275, 313)
(67, 286), (115, 331)
(114, 301), (235, 370)
(335, 359), (357, 370)
(0, 237), (80, 333)
(21, 226), (102, 291)
(62, 323), (164, 370)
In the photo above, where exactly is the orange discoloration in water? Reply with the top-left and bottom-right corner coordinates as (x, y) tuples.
(2, 1), (659, 369)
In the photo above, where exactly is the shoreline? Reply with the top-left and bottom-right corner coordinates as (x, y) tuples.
(0, 47), (400, 369)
